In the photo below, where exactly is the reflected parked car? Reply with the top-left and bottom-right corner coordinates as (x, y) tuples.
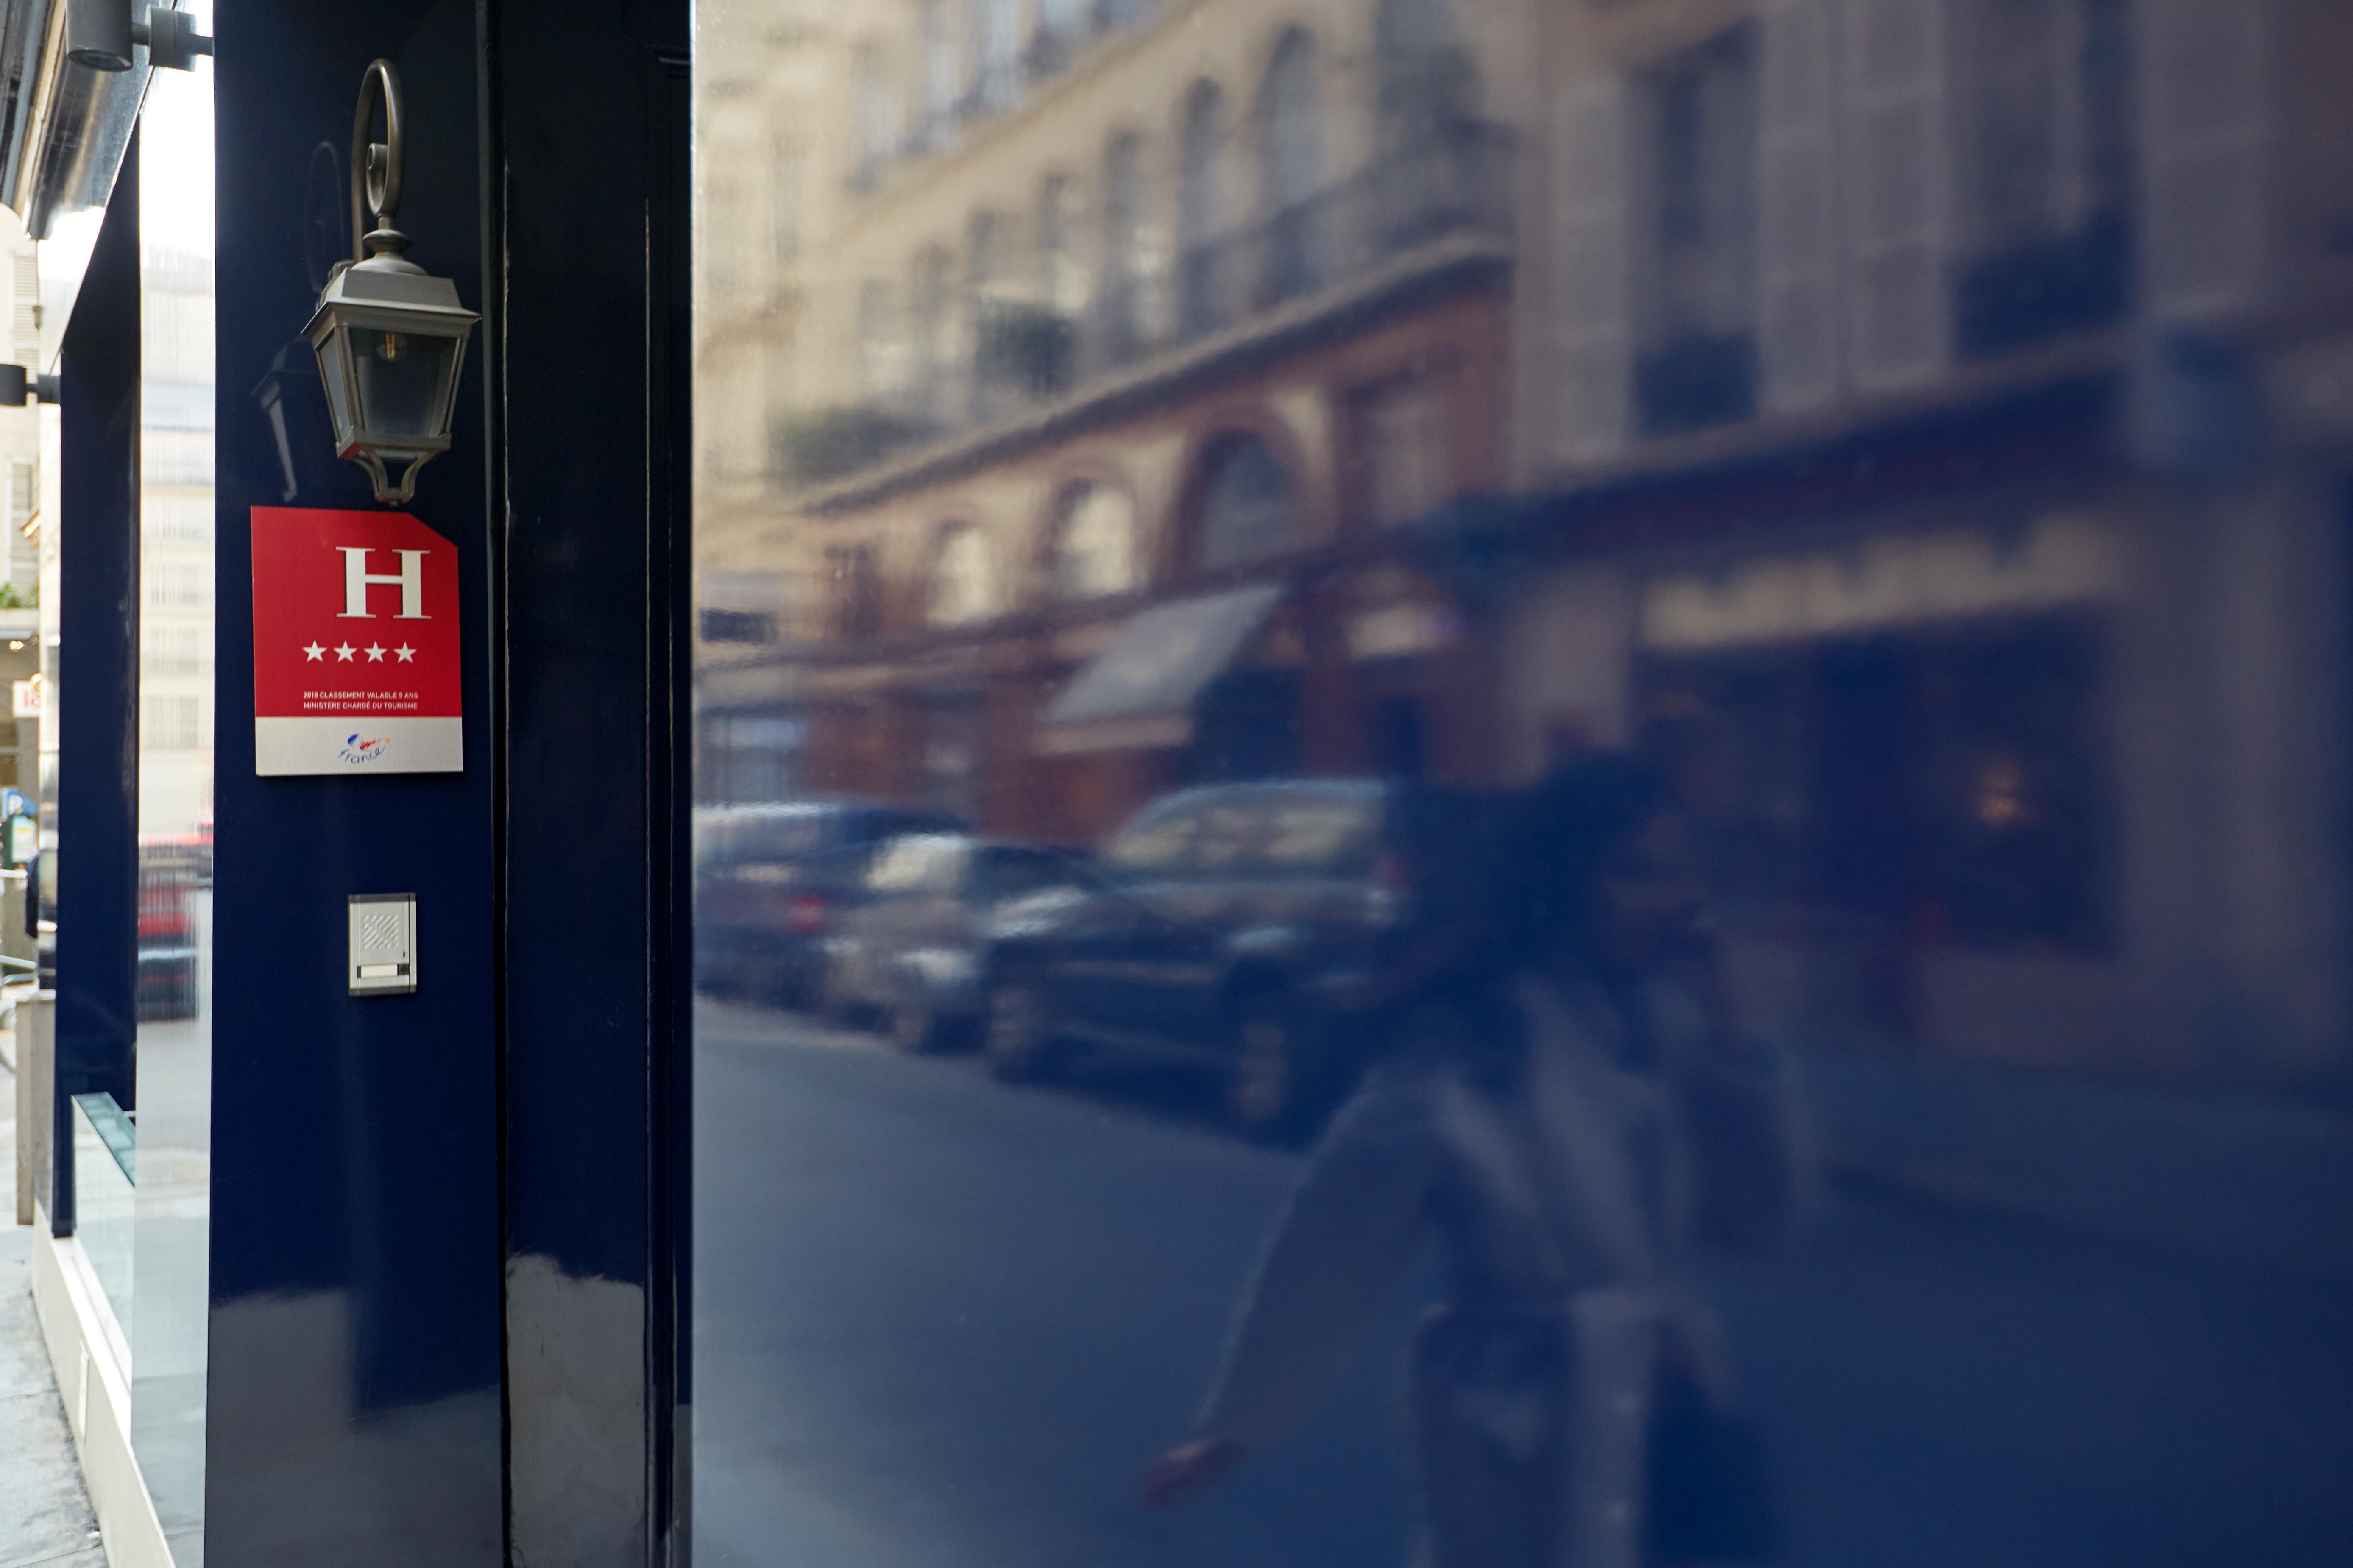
(825, 834), (1095, 1051)
(982, 778), (1507, 1138)
(695, 798), (964, 1006)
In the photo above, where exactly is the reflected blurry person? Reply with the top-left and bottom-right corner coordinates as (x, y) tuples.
(1143, 754), (1811, 1567)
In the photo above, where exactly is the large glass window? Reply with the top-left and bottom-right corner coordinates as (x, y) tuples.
(691, 4), (2350, 1567)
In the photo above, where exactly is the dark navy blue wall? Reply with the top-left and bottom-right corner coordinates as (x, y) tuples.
(208, 2), (502, 1559)
(55, 142), (141, 1122)
(490, 0), (692, 1555)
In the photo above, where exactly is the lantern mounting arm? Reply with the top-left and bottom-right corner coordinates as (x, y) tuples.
(349, 59), (410, 269)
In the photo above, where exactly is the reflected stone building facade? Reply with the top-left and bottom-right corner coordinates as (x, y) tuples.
(696, 0), (2353, 1091)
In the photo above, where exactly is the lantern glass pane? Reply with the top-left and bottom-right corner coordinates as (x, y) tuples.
(314, 329), (358, 448)
(351, 325), (460, 440)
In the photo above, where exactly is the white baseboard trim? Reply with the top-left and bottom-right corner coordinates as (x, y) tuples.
(30, 1206), (176, 1568)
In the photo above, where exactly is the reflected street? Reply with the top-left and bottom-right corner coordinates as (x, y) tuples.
(694, 999), (2353, 1568)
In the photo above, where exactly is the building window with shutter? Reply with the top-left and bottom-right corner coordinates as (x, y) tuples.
(6, 458), (34, 595)
(1039, 175), (1088, 318)
(858, 280), (905, 405)
(1256, 30), (1327, 307)
(1952, 0), (2133, 359)
(1047, 482), (1137, 600)
(772, 139), (804, 264)
(912, 245), (958, 421)
(971, 0), (1020, 112)
(918, 0), (960, 148)
(928, 523), (998, 627)
(9, 253), (35, 366)
(144, 696), (202, 753)
(851, 41), (897, 188)
(1101, 131), (1153, 366)
(1632, 25), (1759, 438)
(1177, 81), (1231, 337)
(1350, 375), (1450, 529)
(827, 543), (885, 642)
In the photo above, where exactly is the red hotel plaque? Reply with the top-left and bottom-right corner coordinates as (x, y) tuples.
(250, 507), (462, 775)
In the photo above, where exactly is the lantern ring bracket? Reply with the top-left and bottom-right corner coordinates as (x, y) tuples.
(350, 58), (409, 265)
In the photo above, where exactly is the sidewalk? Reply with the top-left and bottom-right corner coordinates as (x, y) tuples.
(1804, 1044), (2353, 1284)
(1, 1055), (106, 1568)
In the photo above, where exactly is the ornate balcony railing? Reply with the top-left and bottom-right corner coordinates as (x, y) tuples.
(787, 124), (1514, 493)
(1172, 122), (1516, 347)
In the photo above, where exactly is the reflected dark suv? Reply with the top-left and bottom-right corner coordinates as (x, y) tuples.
(695, 798), (963, 1006)
(981, 778), (1505, 1138)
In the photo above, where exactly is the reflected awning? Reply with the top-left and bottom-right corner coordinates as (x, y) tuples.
(1035, 583), (1282, 756)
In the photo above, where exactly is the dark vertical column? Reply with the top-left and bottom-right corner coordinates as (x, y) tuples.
(487, 0), (693, 1559)
(209, 3), (502, 1561)
(55, 141), (141, 1119)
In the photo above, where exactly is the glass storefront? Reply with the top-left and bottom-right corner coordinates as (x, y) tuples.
(689, 2), (2353, 1565)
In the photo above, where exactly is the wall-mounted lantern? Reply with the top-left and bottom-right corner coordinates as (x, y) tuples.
(303, 60), (479, 506)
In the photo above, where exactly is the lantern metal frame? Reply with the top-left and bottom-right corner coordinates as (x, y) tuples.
(301, 59), (480, 505)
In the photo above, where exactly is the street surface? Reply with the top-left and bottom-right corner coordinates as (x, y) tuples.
(694, 999), (2353, 1568)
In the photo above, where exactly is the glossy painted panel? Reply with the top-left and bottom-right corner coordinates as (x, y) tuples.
(490, 0), (692, 1557)
(208, 2), (500, 1561)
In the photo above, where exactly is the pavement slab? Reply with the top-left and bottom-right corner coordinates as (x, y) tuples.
(1, 1059), (102, 1568)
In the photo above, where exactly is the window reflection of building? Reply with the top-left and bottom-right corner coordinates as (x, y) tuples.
(1101, 131), (1151, 364)
(918, 0), (959, 146)
(827, 543), (884, 641)
(1634, 25), (1758, 435)
(1352, 375), (1449, 529)
(857, 279), (903, 403)
(1257, 30), (1325, 305)
(920, 693), (987, 819)
(1039, 175), (1087, 315)
(1952, 0), (2134, 357)
(1179, 80), (1230, 337)
(912, 245), (956, 420)
(1193, 434), (1302, 571)
(1048, 483), (1136, 600)
(972, 0), (1020, 111)
(853, 41), (896, 183)
(928, 523), (998, 626)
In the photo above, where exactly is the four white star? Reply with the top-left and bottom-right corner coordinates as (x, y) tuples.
(302, 642), (325, 661)
(394, 645), (416, 662)
(365, 644), (387, 662)
(334, 643), (357, 661)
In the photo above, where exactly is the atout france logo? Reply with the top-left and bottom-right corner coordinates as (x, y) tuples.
(339, 734), (391, 764)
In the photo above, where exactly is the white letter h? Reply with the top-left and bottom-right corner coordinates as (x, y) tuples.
(338, 548), (429, 620)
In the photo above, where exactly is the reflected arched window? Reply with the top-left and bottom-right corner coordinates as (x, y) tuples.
(918, 0), (958, 143)
(857, 279), (903, 401)
(1193, 433), (1302, 571)
(1040, 175), (1087, 315)
(1376, 0), (1474, 142)
(968, 210), (1011, 305)
(1179, 81), (1229, 334)
(973, 0), (1019, 110)
(1048, 482), (1138, 599)
(1102, 131), (1151, 363)
(1257, 30), (1325, 301)
(853, 42), (896, 175)
(912, 245), (956, 419)
(929, 524), (999, 626)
